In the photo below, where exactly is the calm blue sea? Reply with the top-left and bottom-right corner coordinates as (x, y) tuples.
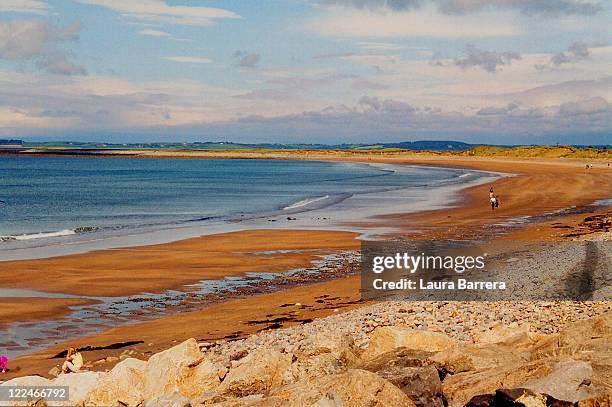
(0, 155), (474, 245)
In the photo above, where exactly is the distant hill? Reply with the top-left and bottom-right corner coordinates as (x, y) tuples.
(23, 140), (478, 151)
(380, 140), (475, 150)
(19, 140), (609, 152)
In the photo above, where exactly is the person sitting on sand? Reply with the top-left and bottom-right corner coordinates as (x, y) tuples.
(0, 353), (7, 373)
(61, 347), (83, 374)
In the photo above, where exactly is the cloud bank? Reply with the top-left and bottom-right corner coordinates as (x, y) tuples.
(0, 20), (85, 75)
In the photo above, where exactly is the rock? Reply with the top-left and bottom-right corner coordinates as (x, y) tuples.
(442, 358), (555, 407)
(429, 341), (529, 373)
(362, 327), (456, 361)
(219, 348), (292, 397)
(48, 366), (60, 377)
(52, 371), (104, 406)
(578, 393), (611, 406)
(143, 338), (221, 400)
(293, 333), (357, 359)
(271, 369), (415, 406)
(283, 334), (359, 384)
(144, 391), (192, 407)
(86, 358), (147, 406)
(495, 388), (548, 407)
(311, 392), (344, 407)
(523, 359), (597, 402)
(466, 388), (550, 407)
(0, 376), (52, 406)
(376, 365), (443, 407)
(356, 348), (431, 372)
(474, 324), (539, 349)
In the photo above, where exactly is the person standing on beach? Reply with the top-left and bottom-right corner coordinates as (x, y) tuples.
(0, 352), (7, 373)
(491, 195), (496, 210)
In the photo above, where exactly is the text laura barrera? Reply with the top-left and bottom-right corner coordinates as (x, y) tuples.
(372, 278), (506, 290)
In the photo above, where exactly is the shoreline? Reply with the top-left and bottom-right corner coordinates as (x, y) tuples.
(1, 155), (611, 378)
(0, 160), (499, 261)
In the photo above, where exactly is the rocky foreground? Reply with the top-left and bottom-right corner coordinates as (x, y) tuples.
(2, 301), (611, 406)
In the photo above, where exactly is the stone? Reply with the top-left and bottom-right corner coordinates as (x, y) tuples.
(143, 338), (221, 400)
(376, 365), (444, 407)
(578, 393), (612, 406)
(523, 359), (597, 403)
(442, 358), (555, 407)
(429, 341), (528, 373)
(496, 388), (548, 407)
(48, 366), (60, 377)
(362, 327), (456, 361)
(268, 369), (416, 407)
(86, 358), (147, 406)
(283, 351), (348, 385)
(474, 324), (540, 350)
(52, 371), (104, 406)
(144, 391), (192, 407)
(218, 348), (292, 397)
(0, 376), (52, 406)
(356, 348), (431, 372)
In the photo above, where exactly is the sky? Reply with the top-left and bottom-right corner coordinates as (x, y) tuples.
(0, 0), (610, 145)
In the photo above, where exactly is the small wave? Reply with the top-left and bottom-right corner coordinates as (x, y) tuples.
(458, 173), (472, 178)
(282, 195), (330, 210)
(1, 226), (99, 242)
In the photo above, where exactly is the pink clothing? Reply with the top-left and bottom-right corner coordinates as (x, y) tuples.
(0, 354), (8, 371)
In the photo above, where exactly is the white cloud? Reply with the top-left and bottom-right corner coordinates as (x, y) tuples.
(0, 20), (85, 75)
(138, 29), (171, 37)
(0, 0), (48, 14)
(305, 6), (520, 38)
(164, 56), (212, 64)
(75, 0), (241, 26)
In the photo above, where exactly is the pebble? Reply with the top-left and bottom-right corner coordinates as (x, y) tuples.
(202, 300), (610, 361)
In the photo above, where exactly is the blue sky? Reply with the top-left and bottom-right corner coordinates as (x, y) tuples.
(0, 0), (610, 144)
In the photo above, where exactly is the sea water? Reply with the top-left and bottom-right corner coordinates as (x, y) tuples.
(0, 155), (495, 258)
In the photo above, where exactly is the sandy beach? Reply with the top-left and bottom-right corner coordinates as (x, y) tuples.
(1, 154), (611, 379)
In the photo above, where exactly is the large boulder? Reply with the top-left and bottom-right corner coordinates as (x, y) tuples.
(442, 358), (556, 407)
(218, 348), (293, 397)
(86, 358), (147, 406)
(376, 365), (444, 407)
(361, 327), (456, 361)
(268, 369), (416, 407)
(523, 359), (598, 403)
(52, 371), (104, 406)
(143, 338), (222, 400)
(0, 376), (52, 406)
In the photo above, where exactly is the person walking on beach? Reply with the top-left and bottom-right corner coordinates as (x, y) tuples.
(489, 187), (498, 210)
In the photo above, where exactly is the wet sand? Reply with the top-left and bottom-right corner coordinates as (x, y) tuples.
(0, 230), (359, 297)
(0, 298), (96, 328)
(349, 156), (612, 240)
(5, 276), (363, 378)
(2, 155), (611, 378)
